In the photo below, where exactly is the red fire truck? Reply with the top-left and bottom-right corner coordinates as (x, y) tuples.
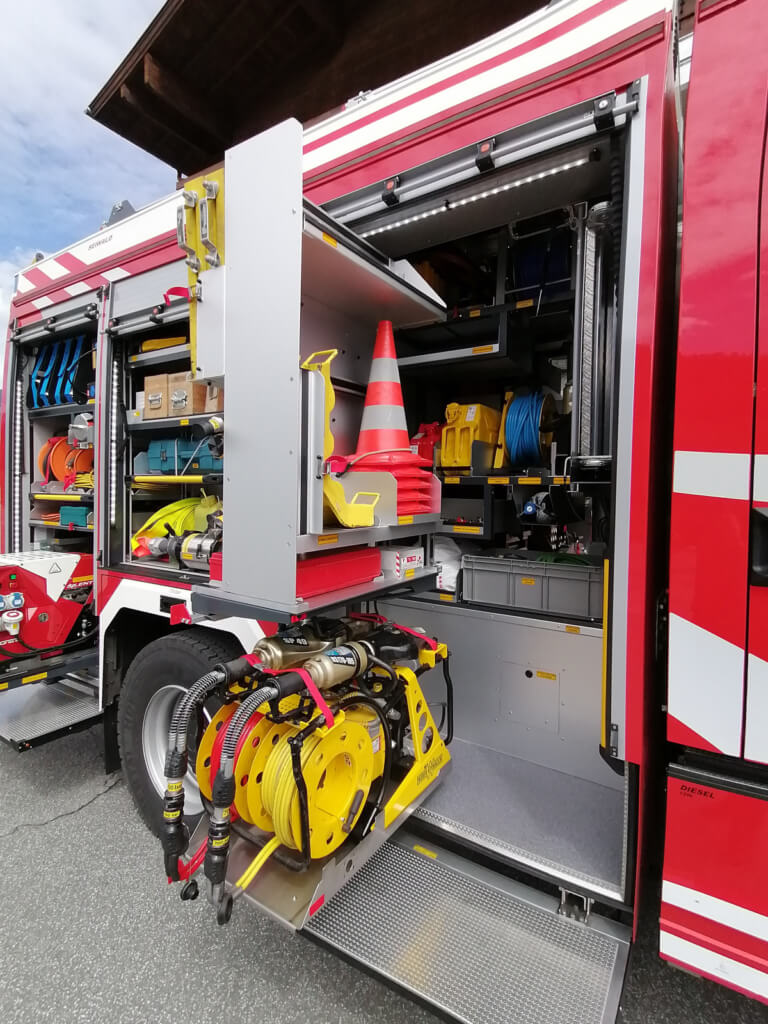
(3, 0), (767, 1019)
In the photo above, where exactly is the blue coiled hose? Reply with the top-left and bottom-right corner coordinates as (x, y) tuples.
(505, 393), (544, 467)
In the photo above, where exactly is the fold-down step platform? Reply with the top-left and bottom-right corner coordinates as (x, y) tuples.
(0, 678), (101, 750)
(305, 833), (629, 1024)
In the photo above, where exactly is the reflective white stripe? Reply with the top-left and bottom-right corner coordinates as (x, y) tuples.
(304, 0), (669, 172)
(745, 652), (768, 764)
(667, 613), (743, 755)
(662, 881), (768, 942)
(660, 931), (768, 999)
(754, 454), (768, 504)
(31, 295), (53, 310)
(102, 266), (130, 282)
(15, 274), (34, 294)
(673, 451), (751, 501)
(41, 258), (69, 280)
(65, 281), (93, 297)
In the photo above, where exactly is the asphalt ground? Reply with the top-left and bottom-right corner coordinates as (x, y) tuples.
(0, 727), (765, 1024)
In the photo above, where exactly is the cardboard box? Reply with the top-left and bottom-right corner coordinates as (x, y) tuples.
(143, 374), (169, 419)
(204, 381), (224, 413)
(381, 545), (424, 580)
(168, 372), (207, 416)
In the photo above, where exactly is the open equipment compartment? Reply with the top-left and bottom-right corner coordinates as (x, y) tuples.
(312, 91), (635, 905)
(191, 119), (446, 621)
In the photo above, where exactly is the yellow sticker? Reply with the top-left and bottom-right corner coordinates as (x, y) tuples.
(167, 781), (183, 793)
(439, 593), (453, 602)
(468, 309), (482, 318)
(0, 682), (7, 691)
(130, 354), (138, 362)
(472, 344), (494, 354)
(179, 418), (189, 426)
(520, 577), (536, 586)
(537, 670), (557, 680)
(212, 837), (229, 848)
(321, 232), (338, 248)
(71, 575), (93, 583)
(413, 844), (437, 859)
(516, 298), (534, 309)
(405, 568), (415, 579)
(553, 476), (565, 485)
(517, 476), (542, 485)
(488, 476), (510, 485)
(453, 525), (482, 534)
(163, 809), (180, 820)
(443, 477), (461, 485)
(398, 515), (414, 525)
(22, 672), (47, 685)
(566, 625), (581, 634)
(318, 534), (338, 545)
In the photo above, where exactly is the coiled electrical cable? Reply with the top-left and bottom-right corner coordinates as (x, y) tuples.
(505, 393), (544, 466)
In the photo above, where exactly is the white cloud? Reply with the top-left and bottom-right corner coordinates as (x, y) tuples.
(0, 0), (174, 334)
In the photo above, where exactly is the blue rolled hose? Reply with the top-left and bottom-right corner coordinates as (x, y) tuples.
(505, 393), (544, 467)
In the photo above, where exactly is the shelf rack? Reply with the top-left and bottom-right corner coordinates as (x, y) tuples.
(28, 402), (95, 420)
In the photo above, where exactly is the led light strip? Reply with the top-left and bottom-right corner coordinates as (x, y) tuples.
(110, 359), (119, 526)
(360, 157), (589, 238)
(12, 378), (23, 551)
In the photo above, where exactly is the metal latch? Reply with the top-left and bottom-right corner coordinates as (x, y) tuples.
(558, 890), (593, 924)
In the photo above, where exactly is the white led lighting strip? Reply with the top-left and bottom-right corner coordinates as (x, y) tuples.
(110, 359), (119, 527)
(360, 157), (589, 237)
(12, 378), (23, 551)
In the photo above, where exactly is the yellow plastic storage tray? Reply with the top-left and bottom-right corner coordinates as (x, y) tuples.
(441, 403), (500, 468)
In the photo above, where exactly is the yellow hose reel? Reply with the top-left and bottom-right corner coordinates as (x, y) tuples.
(195, 701), (383, 859)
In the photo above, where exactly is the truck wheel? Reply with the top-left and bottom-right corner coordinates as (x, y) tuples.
(118, 628), (242, 837)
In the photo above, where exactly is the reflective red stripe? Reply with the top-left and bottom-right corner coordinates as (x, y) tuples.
(365, 380), (403, 405)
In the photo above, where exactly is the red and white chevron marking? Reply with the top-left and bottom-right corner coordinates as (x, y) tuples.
(12, 192), (184, 322)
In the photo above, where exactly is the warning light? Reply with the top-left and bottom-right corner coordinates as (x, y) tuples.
(10, 574), (16, 581)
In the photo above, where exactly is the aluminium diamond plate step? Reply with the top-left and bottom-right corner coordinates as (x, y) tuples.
(305, 832), (630, 1024)
(0, 678), (101, 750)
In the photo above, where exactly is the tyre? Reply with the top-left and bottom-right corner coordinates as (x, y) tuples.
(118, 627), (242, 837)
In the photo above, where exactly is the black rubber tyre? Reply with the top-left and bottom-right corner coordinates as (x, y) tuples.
(117, 627), (242, 838)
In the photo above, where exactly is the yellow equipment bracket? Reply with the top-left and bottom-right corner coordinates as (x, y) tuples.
(182, 166), (225, 378)
(417, 642), (449, 669)
(493, 389), (514, 470)
(301, 349), (338, 460)
(323, 477), (378, 528)
(384, 665), (450, 829)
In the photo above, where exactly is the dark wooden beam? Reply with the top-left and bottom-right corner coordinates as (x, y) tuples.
(119, 82), (213, 171)
(143, 52), (229, 143)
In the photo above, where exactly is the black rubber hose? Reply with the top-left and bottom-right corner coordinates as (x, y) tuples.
(167, 668), (226, 754)
(3, 627), (100, 662)
(338, 694), (392, 817)
(442, 655), (455, 746)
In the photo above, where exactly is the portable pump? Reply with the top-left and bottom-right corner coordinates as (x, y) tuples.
(160, 614), (453, 924)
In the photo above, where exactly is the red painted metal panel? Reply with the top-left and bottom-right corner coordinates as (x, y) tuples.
(661, 772), (768, 1001)
(668, 0), (768, 753)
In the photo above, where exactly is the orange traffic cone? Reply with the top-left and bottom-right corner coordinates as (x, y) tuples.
(350, 321), (437, 516)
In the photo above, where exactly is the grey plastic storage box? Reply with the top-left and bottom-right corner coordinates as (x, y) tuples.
(461, 551), (604, 620)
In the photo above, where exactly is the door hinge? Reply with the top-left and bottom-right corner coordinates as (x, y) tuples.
(558, 889), (594, 924)
(655, 588), (669, 663)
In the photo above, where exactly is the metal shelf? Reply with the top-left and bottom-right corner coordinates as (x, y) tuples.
(127, 344), (191, 369)
(29, 520), (93, 533)
(125, 412), (210, 432)
(191, 566), (438, 623)
(440, 472), (571, 487)
(296, 516), (438, 555)
(28, 401), (95, 420)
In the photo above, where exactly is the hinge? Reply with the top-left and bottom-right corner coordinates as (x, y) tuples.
(558, 889), (593, 924)
(609, 722), (619, 759)
(655, 588), (669, 664)
(593, 92), (616, 131)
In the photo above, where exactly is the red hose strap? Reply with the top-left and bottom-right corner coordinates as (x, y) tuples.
(175, 837), (207, 882)
(273, 666), (334, 728)
(392, 622), (438, 650)
(163, 286), (190, 306)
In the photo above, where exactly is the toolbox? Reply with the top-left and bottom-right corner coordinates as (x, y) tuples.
(146, 438), (223, 474)
(461, 550), (604, 619)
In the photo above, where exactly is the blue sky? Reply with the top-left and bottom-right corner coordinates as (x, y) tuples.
(0, 0), (174, 329)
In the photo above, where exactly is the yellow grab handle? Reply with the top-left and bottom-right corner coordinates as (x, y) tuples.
(301, 349), (338, 460)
